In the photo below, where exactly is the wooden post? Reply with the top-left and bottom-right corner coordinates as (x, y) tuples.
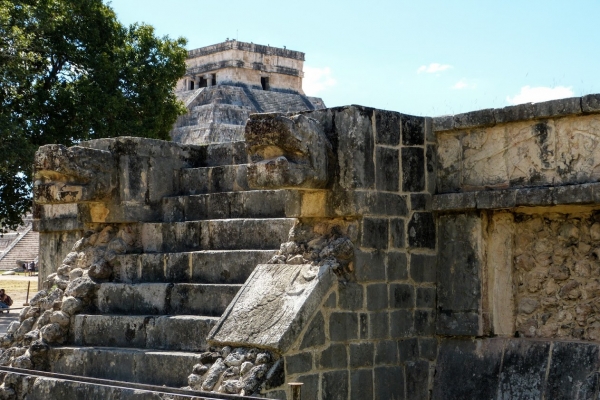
(289, 382), (303, 400)
(23, 281), (30, 306)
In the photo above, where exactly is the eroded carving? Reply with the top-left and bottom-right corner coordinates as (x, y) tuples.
(33, 144), (117, 204)
(245, 113), (333, 189)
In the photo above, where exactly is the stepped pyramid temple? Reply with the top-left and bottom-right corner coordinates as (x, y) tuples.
(0, 216), (39, 272)
(3, 41), (600, 399)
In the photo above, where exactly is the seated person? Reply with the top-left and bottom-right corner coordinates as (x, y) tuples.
(0, 289), (13, 312)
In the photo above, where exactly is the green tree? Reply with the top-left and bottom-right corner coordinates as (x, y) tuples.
(0, 0), (187, 231)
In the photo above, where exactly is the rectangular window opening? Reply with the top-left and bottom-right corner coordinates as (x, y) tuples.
(261, 77), (270, 91)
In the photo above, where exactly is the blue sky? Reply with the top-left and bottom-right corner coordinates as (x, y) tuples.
(108, 0), (600, 117)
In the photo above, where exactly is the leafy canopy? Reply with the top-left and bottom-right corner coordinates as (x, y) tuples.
(0, 0), (187, 231)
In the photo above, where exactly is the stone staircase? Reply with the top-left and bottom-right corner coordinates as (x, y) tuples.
(171, 86), (324, 145)
(46, 141), (296, 389)
(0, 226), (39, 271)
(247, 89), (316, 114)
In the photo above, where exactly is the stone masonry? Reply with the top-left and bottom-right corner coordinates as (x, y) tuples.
(2, 55), (600, 399)
(171, 41), (325, 145)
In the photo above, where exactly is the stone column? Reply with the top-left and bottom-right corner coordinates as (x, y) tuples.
(204, 74), (213, 87)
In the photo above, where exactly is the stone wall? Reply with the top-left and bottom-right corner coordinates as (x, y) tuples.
(203, 106), (438, 399)
(512, 210), (600, 340)
(432, 94), (600, 399)
(435, 94), (600, 192)
(19, 93), (600, 399)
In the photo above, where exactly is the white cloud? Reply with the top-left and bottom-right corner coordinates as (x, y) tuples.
(452, 79), (469, 89)
(506, 85), (574, 105)
(417, 63), (452, 74)
(303, 66), (336, 95)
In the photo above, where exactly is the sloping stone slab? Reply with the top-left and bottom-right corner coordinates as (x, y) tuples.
(208, 263), (336, 353)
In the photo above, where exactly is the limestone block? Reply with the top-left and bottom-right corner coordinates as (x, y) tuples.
(555, 114), (600, 184)
(332, 107), (375, 190)
(486, 213), (515, 336)
(505, 120), (556, 186)
(245, 113), (333, 189)
(462, 126), (508, 189)
(146, 316), (214, 351)
(582, 94), (600, 113)
(95, 284), (160, 314)
(33, 144), (117, 204)
(436, 133), (462, 193)
(436, 213), (487, 336)
(208, 263), (336, 352)
(454, 109), (496, 130)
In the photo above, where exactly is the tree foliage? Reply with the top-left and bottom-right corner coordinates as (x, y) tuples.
(0, 0), (188, 231)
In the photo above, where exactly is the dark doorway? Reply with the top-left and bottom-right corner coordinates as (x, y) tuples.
(189, 80), (194, 90)
(261, 77), (270, 91)
(211, 74), (217, 86)
(199, 77), (208, 88)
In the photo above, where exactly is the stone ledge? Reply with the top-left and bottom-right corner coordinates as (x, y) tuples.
(433, 94), (600, 132)
(433, 182), (600, 211)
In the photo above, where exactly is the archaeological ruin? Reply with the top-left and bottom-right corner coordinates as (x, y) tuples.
(2, 40), (600, 399)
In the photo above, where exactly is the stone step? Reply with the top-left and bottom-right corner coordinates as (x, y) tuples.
(140, 218), (296, 253)
(18, 376), (214, 399)
(199, 141), (248, 167)
(96, 283), (241, 316)
(48, 346), (204, 388)
(162, 190), (301, 222)
(177, 164), (249, 195)
(72, 314), (217, 352)
(113, 249), (276, 284)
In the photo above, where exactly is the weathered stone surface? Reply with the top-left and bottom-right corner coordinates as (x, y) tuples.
(387, 251), (407, 281)
(338, 282), (363, 311)
(374, 366), (404, 400)
(433, 115), (454, 132)
(437, 213), (485, 336)
(401, 115), (425, 146)
(322, 370), (348, 400)
(333, 106), (375, 190)
(208, 263), (336, 352)
(401, 147), (425, 192)
(546, 341), (600, 399)
(406, 360), (429, 400)
(486, 213), (515, 336)
(285, 353), (312, 375)
(583, 93), (600, 113)
(245, 114), (332, 189)
(437, 114), (600, 193)
(410, 254), (436, 283)
(390, 310), (414, 338)
(361, 218), (388, 249)
(498, 340), (549, 399)
(433, 338), (503, 400)
(61, 296), (83, 315)
(351, 369), (373, 400)
(33, 144), (117, 204)
(329, 312), (359, 342)
(432, 192), (476, 211)
(64, 277), (97, 300)
(375, 147), (399, 191)
(407, 212), (435, 249)
(299, 311), (325, 350)
(433, 338), (600, 400)
(512, 211), (600, 340)
(375, 110), (400, 146)
(40, 323), (64, 344)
